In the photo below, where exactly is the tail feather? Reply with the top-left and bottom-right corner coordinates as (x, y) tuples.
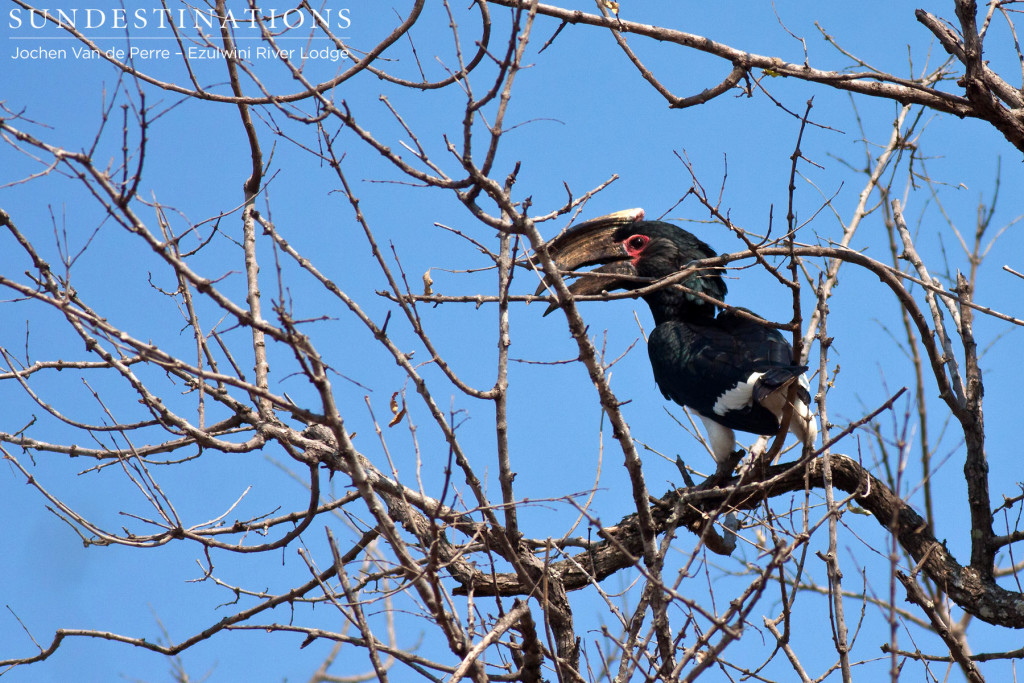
(754, 366), (818, 450)
(752, 366), (809, 404)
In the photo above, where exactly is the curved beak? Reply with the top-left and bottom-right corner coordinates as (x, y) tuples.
(535, 208), (646, 315)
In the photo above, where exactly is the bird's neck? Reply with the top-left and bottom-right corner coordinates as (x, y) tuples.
(636, 256), (723, 325)
(644, 289), (717, 326)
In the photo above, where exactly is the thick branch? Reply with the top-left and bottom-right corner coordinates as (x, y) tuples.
(488, 0), (1024, 152)
(488, 1), (973, 115)
(455, 454), (1024, 629)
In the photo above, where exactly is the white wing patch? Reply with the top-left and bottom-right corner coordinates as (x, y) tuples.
(706, 370), (819, 461)
(712, 372), (763, 416)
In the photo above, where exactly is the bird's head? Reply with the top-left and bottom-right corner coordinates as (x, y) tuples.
(538, 208), (726, 322)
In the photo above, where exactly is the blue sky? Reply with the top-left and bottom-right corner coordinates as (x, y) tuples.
(3, 1), (1024, 681)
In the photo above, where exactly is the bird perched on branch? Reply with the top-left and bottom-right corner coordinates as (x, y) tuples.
(539, 208), (817, 467)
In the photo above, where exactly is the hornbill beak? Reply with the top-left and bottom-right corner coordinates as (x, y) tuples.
(536, 208), (646, 315)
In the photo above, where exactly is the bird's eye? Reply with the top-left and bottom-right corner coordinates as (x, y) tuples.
(624, 234), (650, 256)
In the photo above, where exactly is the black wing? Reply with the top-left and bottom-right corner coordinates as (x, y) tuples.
(647, 309), (807, 436)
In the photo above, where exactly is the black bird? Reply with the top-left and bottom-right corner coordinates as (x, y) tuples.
(540, 209), (817, 465)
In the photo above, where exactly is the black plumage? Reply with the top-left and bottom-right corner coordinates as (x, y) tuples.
(540, 209), (817, 464)
(647, 309), (814, 463)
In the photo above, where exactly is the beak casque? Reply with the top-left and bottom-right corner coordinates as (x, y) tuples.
(536, 208), (647, 315)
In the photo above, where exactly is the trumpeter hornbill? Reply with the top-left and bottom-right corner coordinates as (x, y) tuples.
(539, 208), (817, 468)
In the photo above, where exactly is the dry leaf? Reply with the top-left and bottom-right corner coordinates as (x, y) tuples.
(388, 391), (406, 427)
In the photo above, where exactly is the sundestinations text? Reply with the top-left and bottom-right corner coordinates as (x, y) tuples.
(8, 7), (351, 31)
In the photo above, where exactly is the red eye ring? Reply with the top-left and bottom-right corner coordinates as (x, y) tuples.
(624, 234), (650, 256)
